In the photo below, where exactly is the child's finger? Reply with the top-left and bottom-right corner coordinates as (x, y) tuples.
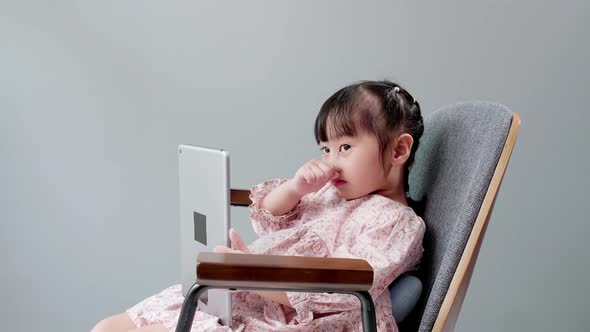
(300, 172), (308, 184)
(322, 165), (339, 180)
(316, 162), (332, 180)
(300, 169), (307, 183)
(214, 245), (232, 253)
(318, 161), (337, 178)
(230, 228), (250, 253)
(303, 169), (312, 183)
(312, 164), (330, 182)
(307, 167), (317, 183)
(215, 245), (244, 255)
(310, 163), (326, 180)
(309, 164), (319, 181)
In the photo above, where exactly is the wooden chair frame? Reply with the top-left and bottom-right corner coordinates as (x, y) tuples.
(432, 113), (520, 331)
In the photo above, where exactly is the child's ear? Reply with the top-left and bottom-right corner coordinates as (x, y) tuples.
(392, 133), (413, 165)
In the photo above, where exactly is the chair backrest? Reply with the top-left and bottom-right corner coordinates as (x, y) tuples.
(401, 101), (520, 332)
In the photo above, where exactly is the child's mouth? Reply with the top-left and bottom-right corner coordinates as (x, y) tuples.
(333, 180), (346, 186)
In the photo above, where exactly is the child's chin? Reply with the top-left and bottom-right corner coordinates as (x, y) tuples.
(335, 188), (346, 199)
(336, 188), (362, 201)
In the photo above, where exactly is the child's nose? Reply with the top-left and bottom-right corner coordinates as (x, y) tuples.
(326, 160), (342, 173)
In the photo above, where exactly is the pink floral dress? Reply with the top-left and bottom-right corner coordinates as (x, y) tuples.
(127, 178), (425, 332)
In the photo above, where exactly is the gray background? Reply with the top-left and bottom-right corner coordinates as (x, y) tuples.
(1, 1), (588, 331)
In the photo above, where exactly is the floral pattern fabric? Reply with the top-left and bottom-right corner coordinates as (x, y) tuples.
(127, 178), (425, 331)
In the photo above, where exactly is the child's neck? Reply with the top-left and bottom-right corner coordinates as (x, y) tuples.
(370, 180), (408, 205)
(378, 190), (408, 206)
(375, 170), (408, 206)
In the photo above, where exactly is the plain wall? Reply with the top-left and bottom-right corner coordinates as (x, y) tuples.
(1, 1), (588, 331)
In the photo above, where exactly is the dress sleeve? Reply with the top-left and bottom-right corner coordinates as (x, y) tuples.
(285, 209), (425, 322)
(248, 178), (307, 237)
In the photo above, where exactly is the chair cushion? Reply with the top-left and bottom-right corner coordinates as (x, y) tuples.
(405, 101), (513, 331)
(388, 274), (422, 323)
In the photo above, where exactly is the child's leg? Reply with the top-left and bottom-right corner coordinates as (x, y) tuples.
(91, 312), (136, 332)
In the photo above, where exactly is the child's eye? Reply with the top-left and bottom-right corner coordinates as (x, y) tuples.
(340, 144), (351, 152)
(320, 147), (330, 154)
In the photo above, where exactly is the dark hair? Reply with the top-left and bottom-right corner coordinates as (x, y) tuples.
(314, 80), (425, 214)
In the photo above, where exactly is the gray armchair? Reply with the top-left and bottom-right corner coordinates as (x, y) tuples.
(401, 101), (520, 331)
(176, 101), (521, 332)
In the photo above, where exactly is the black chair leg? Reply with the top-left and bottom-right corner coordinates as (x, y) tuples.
(355, 290), (378, 332)
(175, 283), (209, 332)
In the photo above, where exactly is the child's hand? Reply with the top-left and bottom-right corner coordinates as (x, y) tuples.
(213, 245), (247, 254)
(291, 159), (340, 196)
(213, 228), (251, 254)
(229, 228), (251, 253)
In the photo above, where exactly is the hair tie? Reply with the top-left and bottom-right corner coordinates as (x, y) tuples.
(393, 86), (400, 94)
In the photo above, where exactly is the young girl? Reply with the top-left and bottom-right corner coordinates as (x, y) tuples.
(92, 80), (426, 332)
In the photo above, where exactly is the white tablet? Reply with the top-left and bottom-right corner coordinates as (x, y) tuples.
(178, 144), (232, 326)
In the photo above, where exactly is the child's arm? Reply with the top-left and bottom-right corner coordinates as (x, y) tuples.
(259, 179), (304, 216)
(260, 159), (339, 216)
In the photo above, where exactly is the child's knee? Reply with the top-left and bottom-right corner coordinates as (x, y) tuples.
(91, 312), (136, 332)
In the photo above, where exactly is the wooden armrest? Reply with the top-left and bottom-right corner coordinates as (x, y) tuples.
(197, 252), (373, 291)
(230, 189), (252, 207)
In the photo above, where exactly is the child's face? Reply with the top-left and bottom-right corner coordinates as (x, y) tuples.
(319, 131), (392, 200)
